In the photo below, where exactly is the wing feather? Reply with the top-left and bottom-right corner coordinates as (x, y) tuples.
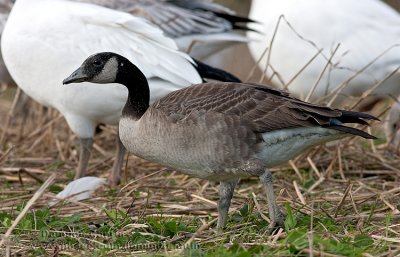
(154, 82), (371, 133)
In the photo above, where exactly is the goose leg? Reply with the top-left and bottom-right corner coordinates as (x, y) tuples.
(259, 169), (285, 233)
(75, 137), (93, 179)
(217, 179), (239, 229)
(108, 135), (126, 186)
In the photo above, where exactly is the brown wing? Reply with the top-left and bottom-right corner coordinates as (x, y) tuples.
(153, 82), (350, 133)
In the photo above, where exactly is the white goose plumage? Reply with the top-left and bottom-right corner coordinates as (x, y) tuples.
(248, 0), (400, 107)
(1, 0), (203, 184)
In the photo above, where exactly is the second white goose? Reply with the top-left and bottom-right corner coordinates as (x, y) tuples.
(64, 52), (378, 230)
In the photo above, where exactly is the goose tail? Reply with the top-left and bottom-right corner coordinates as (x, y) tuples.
(327, 110), (379, 139)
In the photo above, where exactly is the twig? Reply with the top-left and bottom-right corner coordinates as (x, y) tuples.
(251, 192), (271, 223)
(293, 181), (306, 205)
(305, 44), (341, 102)
(0, 146), (14, 165)
(289, 160), (304, 180)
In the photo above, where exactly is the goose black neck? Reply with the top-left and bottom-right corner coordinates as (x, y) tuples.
(117, 62), (150, 120)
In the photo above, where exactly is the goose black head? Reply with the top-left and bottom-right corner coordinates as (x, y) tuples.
(63, 52), (128, 85)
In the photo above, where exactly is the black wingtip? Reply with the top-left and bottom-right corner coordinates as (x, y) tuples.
(215, 13), (261, 33)
(215, 13), (259, 25)
(192, 58), (242, 83)
(329, 125), (377, 139)
(341, 110), (380, 122)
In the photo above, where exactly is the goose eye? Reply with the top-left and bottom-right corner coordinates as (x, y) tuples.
(93, 60), (102, 66)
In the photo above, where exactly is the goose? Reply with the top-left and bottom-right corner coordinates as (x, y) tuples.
(247, 0), (400, 108)
(2, 0), (240, 186)
(63, 52), (378, 229)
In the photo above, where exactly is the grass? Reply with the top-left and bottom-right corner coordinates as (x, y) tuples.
(1, 184), (399, 256)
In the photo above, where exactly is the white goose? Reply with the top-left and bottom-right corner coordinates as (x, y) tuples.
(2, 0), (239, 185)
(248, 0), (400, 108)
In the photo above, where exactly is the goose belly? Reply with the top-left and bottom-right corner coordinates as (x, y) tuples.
(259, 127), (345, 167)
(119, 116), (258, 181)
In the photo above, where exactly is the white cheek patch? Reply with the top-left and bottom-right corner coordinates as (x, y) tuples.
(92, 57), (118, 83)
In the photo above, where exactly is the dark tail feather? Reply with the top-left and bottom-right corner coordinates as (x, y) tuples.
(215, 13), (256, 24)
(193, 59), (242, 83)
(340, 110), (380, 122)
(335, 110), (379, 126)
(232, 24), (259, 33)
(329, 125), (377, 139)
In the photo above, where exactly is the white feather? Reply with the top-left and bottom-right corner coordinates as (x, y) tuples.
(49, 176), (106, 206)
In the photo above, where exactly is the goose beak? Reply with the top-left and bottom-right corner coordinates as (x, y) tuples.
(63, 68), (88, 85)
